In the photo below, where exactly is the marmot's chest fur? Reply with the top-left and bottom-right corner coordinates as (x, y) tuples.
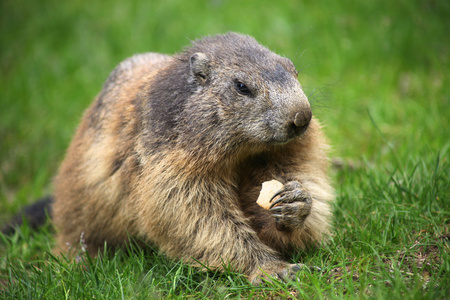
(52, 32), (334, 284)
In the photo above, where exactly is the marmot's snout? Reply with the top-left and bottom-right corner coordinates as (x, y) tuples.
(291, 108), (312, 137)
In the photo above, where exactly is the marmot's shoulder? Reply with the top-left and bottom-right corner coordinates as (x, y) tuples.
(102, 52), (171, 96)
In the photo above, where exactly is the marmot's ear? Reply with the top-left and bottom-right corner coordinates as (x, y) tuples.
(190, 52), (210, 83)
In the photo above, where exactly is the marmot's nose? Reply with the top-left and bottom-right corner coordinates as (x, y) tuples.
(292, 109), (312, 136)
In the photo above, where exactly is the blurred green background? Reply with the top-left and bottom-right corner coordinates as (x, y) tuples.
(1, 0), (448, 221)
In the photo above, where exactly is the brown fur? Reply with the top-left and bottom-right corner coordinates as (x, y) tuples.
(52, 33), (334, 284)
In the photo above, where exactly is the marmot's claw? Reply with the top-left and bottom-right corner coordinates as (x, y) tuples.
(271, 203), (310, 231)
(269, 181), (312, 231)
(269, 190), (284, 205)
(269, 181), (311, 209)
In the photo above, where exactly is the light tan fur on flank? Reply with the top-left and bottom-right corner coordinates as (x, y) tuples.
(52, 33), (334, 284)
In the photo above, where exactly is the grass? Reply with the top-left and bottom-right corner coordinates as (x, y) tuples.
(1, 0), (449, 298)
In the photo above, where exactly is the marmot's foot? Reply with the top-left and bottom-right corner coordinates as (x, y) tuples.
(249, 262), (317, 285)
(249, 262), (300, 285)
(269, 181), (312, 231)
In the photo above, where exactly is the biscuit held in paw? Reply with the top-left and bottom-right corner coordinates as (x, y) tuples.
(256, 180), (284, 210)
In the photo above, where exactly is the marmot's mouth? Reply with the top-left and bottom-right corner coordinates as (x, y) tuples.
(266, 133), (297, 145)
(268, 123), (310, 145)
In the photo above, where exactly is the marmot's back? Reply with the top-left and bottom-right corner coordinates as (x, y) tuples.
(102, 53), (170, 94)
(52, 33), (334, 285)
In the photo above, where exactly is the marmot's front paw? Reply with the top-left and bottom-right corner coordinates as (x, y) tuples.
(269, 181), (312, 231)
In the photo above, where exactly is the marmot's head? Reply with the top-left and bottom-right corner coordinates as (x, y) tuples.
(146, 33), (312, 154)
(184, 33), (311, 145)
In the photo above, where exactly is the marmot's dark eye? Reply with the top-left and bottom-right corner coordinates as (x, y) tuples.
(235, 81), (252, 96)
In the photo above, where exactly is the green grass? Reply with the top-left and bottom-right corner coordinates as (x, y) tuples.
(1, 0), (449, 298)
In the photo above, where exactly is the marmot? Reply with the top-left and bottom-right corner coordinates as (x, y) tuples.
(50, 32), (334, 284)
